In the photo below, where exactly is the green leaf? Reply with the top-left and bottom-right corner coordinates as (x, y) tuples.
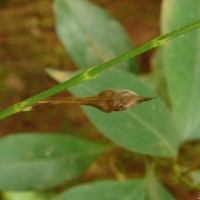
(144, 174), (175, 200)
(48, 69), (180, 158)
(2, 191), (50, 200)
(53, 176), (175, 200)
(54, 180), (145, 200)
(0, 134), (109, 190)
(53, 0), (137, 72)
(142, 50), (170, 105)
(161, 0), (200, 140)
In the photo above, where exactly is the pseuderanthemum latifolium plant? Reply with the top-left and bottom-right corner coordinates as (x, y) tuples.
(0, 0), (200, 199)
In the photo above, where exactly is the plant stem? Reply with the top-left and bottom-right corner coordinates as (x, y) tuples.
(88, 20), (200, 76)
(0, 20), (200, 120)
(0, 72), (87, 119)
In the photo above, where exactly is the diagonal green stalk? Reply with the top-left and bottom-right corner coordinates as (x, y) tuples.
(0, 20), (200, 120)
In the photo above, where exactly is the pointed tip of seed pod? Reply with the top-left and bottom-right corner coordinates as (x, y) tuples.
(138, 96), (156, 103)
(94, 90), (157, 112)
(139, 96), (157, 103)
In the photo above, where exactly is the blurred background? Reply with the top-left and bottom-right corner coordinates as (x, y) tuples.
(0, 0), (160, 136)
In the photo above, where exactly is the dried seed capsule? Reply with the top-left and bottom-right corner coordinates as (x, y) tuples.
(36, 90), (155, 113)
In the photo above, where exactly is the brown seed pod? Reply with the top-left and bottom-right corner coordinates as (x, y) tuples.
(36, 90), (155, 113)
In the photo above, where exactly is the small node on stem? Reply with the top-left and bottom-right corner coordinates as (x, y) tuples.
(14, 102), (33, 112)
(81, 66), (100, 80)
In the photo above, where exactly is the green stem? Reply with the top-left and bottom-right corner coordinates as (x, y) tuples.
(0, 71), (89, 119)
(0, 20), (200, 120)
(88, 20), (200, 76)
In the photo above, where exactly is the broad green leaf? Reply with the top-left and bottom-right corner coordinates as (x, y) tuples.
(2, 191), (50, 200)
(54, 180), (145, 200)
(142, 50), (172, 110)
(48, 69), (180, 158)
(53, 176), (175, 200)
(144, 174), (175, 200)
(141, 50), (170, 105)
(190, 170), (200, 184)
(0, 134), (109, 190)
(161, 0), (200, 140)
(53, 0), (137, 72)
